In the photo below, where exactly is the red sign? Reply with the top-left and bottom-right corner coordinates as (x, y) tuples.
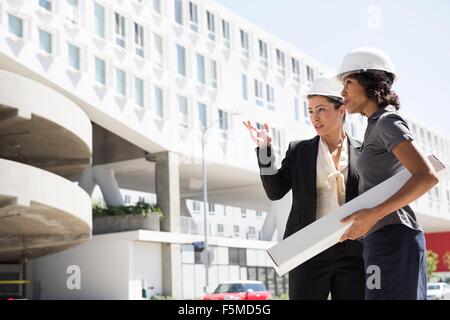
(425, 232), (450, 272)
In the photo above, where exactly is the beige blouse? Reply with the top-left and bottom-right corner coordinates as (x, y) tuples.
(315, 136), (349, 219)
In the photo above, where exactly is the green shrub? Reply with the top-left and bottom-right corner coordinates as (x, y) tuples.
(92, 201), (163, 219)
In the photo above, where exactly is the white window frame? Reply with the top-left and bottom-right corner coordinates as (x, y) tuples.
(134, 76), (145, 107)
(196, 53), (206, 84)
(176, 44), (187, 77)
(266, 84), (275, 110)
(189, 1), (199, 32)
(153, 0), (162, 14)
(306, 65), (315, 82)
(115, 12), (126, 49)
(206, 11), (216, 41)
(94, 56), (107, 86)
(67, 42), (81, 71)
(240, 29), (250, 58)
(197, 102), (207, 130)
(210, 59), (218, 89)
(178, 95), (189, 128)
(276, 49), (286, 76)
(254, 79), (264, 107)
(154, 85), (165, 119)
(174, 0), (183, 25)
(258, 39), (268, 67)
(221, 19), (231, 49)
(38, 28), (54, 55)
(218, 109), (228, 140)
(242, 74), (248, 101)
(115, 67), (127, 97)
(134, 22), (145, 57)
(94, 2), (105, 39)
(7, 13), (24, 39)
(292, 57), (301, 83)
(153, 32), (164, 68)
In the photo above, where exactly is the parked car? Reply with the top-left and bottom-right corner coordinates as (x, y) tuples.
(202, 280), (271, 300)
(427, 282), (450, 300)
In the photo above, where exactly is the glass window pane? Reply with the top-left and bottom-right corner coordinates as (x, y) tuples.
(177, 45), (186, 76)
(94, 3), (105, 38)
(68, 43), (80, 70)
(154, 86), (164, 118)
(135, 77), (144, 107)
(95, 57), (106, 84)
(174, 0), (183, 25)
(8, 15), (23, 38)
(39, 0), (52, 11)
(198, 102), (207, 130)
(197, 54), (205, 84)
(39, 29), (52, 54)
(116, 69), (126, 96)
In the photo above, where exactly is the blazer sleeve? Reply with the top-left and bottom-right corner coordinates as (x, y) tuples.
(255, 142), (294, 201)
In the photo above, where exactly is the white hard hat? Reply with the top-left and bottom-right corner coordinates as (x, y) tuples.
(304, 75), (343, 102)
(337, 47), (397, 82)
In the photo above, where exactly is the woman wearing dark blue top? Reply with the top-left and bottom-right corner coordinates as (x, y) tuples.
(336, 47), (439, 300)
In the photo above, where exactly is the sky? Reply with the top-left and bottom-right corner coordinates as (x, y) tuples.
(215, 0), (450, 139)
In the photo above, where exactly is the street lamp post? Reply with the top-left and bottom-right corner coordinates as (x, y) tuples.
(201, 111), (242, 294)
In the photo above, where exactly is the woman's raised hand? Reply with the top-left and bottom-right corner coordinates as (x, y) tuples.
(242, 121), (272, 148)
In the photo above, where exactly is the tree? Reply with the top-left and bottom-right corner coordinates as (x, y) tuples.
(427, 250), (439, 282)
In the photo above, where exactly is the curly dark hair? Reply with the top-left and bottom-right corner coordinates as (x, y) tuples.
(346, 71), (400, 110)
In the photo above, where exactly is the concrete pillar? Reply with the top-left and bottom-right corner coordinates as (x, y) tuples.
(154, 151), (180, 233)
(154, 151), (182, 298)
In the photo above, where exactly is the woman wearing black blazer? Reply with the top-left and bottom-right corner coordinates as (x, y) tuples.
(244, 76), (365, 300)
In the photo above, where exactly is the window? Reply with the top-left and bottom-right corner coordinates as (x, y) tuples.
(8, 14), (23, 38)
(124, 195), (131, 204)
(242, 74), (248, 101)
(240, 30), (249, 58)
(272, 128), (282, 157)
(222, 19), (231, 48)
(153, 33), (163, 67)
(210, 59), (218, 89)
(115, 68), (126, 96)
(196, 54), (206, 84)
(256, 211), (263, 219)
(218, 110), (228, 140)
(134, 23), (144, 57)
(95, 57), (106, 85)
(174, 0), (183, 25)
(39, 0), (52, 11)
(217, 224), (224, 234)
(94, 2), (105, 38)
(306, 65), (315, 82)
(254, 79), (264, 106)
(66, 0), (79, 24)
(292, 58), (300, 82)
(193, 201), (200, 211)
(138, 196), (146, 203)
(294, 98), (300, 121)
(208, 202), (215, 213)
(68, 43), (80, 70)
(115, 13), (126, 48)
(189, 2), (198, 32)
(206, 11), (216, 41)
(176, 44), (186, 76)
(178, 95), (188, 128)
(135, 77), (144, 107)
(276, 49), (286, 76)
(303, 101), (310, 125)
(154, 86), (164, 118)
(266, 84), (275, 110)
(39, 29), (52, 54)
(248, 226), (256, 234)
(153, 0), (162, 14)
(229, 248), (246, 266)
(241, 208), (247, 218)
(258, 40), (268, 67)
(197, 102), (207, 130)
(233, 225), (240, 236)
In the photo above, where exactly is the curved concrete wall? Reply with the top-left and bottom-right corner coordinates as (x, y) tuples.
(0, 70), (92, 153)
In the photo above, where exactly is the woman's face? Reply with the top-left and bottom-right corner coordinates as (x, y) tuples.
(308, 96), (345, 137)
(341, 76), (369, 114)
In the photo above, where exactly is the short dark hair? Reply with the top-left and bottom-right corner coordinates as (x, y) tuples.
(346, 71), (400, 110)
(307, 95), (346, 121)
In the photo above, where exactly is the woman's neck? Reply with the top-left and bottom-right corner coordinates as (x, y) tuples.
(361, 100), (379, 118)
(322, 130), (347, 150)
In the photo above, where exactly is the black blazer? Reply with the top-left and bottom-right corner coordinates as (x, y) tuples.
(255, 135), (363, 257)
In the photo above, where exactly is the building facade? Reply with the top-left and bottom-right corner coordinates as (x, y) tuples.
(0, 0), (449, 299)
